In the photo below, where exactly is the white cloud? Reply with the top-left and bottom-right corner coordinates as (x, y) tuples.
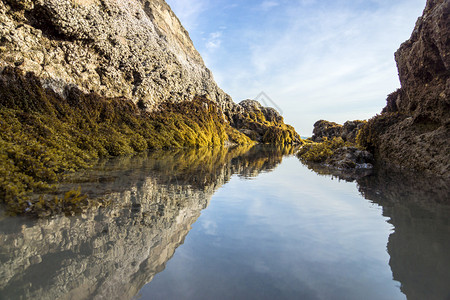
(166, 0), (425, 135)
(206, 1), (424, 134)
(261, 1), (280, 11)
(205, 31), (223, 50)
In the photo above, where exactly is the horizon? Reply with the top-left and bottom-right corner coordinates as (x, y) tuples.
(165, 0), (425, 135)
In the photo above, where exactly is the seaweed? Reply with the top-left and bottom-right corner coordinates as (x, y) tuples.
(0, 67), (253, 216)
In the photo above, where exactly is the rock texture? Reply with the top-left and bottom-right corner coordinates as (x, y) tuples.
(358, 0), (449, 177)
(312, 120), (365, 143)
(0, 0), (235, 111)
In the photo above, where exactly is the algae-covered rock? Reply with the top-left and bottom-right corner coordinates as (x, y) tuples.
(0, 0), (301, 215)
(0, 66), (252, 215)
(297, 137), (373, 170)
(232, 99), (301, 144)
(312, 119), (365, 143)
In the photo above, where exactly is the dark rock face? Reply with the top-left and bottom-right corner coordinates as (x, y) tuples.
(393, 0), (449, 122)
(312, 120), (343, 142)
(361, 0), (449, 177)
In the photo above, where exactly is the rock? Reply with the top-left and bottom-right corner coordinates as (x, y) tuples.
(342, 120), (365, 143)
(312, 119), (365, 143)
(231, 99), (301, 144)
(394, 0), (449, 123)
(312, 120), (343, 142)
(0, 0), (299, 142)
(358, 0), (450, 177)
(328, 146), (374, 170)
(0, 0), (235, 111)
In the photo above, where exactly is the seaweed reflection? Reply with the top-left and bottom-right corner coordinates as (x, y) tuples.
(0, 145), (294, 300)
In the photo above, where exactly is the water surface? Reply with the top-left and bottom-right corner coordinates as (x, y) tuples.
(1, 146), (449, 300)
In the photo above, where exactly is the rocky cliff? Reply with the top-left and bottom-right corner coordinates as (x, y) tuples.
(357, 0), (449, 176)
(0, 0), (235, 111)
(0, 0), (301, 212)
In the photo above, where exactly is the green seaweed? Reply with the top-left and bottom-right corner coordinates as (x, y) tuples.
(297, 137), (354, 163)
(0, 67), (253, 216)
(234, 105), (302, 145)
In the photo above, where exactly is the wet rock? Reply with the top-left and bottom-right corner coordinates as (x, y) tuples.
(327, 146), (374, 170)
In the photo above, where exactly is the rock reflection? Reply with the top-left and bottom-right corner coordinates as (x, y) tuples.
(304, 162), (450, 300)
(0, 145), (293, 300)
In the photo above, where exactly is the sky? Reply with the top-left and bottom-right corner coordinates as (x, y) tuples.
(165, 0), (425, 135)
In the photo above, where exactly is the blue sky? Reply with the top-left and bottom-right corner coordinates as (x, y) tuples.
(165, 0), (425, 135)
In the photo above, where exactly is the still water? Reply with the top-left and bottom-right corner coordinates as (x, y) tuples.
(0, 146), (449, 300)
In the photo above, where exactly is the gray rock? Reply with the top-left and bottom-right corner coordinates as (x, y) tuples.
(0, 0), (236, 112)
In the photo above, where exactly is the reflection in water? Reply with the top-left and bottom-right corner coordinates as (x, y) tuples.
(305, 162), (450, 300)
(357, 168), (450, 300)
(0, 145), (295, 300)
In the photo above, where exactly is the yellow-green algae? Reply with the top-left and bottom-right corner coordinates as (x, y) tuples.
(0, 67), (253, 216)
(297, 137), (355, 163)
(233, 104), (301, 145)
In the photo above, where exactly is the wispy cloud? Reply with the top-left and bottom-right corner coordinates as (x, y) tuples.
(260, 1), (280, 11)
(165, 0), (425, 134)
(205, 31), (223, 50)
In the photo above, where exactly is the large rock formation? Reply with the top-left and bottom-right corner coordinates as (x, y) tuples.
(0, 0), (302, 211)
(0, 0), (299, 139)
(358, 0), (449, 177)
(0, 0), (235, 111)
